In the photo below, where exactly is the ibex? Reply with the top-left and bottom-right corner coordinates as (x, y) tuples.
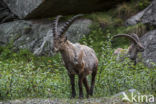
(52, 14), (98, 98)
(113, 33), (145, 65)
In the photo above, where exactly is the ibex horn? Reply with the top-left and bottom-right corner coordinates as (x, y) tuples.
(52, 15), (62, 37)
(113, 34), (138, 44)
(59, 14), (83, 36)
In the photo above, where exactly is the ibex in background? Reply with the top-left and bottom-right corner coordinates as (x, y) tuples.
(52, 14), (98, 98)
(113, 33), (145, 65)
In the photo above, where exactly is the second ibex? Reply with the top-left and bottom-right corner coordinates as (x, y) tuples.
(113, 33), (145, 65)
(52, 14), (98, 98)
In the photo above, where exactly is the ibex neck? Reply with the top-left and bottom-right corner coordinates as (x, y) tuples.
(60, 40), (75, 56)
(60, 40), (76, 64)
(60, 40), (72, 52)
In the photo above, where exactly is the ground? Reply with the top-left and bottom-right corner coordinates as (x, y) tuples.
(1, 97), (131, 104)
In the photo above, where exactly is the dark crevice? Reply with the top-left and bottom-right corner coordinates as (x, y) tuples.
(0, 0), (18, 24)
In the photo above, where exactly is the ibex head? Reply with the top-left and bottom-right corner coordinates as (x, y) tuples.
(52, 14), (83, 52)
(113, 33), (145, 61)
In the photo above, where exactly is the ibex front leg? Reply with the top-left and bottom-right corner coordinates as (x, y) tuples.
(78, 74), (84, 98)
(69, 74), (76, 98)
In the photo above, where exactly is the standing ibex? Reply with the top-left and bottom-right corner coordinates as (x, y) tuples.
(52, 14), (98, 98)
(113, 33), (145, 65)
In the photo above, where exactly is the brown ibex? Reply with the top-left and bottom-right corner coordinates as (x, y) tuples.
(52, 15), (98, 98)
(113, 33), (145, 65)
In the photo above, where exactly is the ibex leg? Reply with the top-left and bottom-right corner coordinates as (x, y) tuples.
(83, 77), (90, 98)
(69, 74), (76, 98)
(78, 74), (84, 98)
(90, 70), (97, 96)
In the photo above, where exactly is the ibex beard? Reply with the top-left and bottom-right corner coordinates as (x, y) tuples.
(52, 14), (98, 98)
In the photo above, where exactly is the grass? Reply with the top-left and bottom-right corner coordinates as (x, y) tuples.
(0, 0), (155, 103)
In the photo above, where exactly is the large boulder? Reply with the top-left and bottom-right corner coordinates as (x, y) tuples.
(0, 18), (92, 55)
(3, 0), (124, 19)
(0, 0), (17, 23)
(126, 0), (156, 26)
(141, 0), (156, 25)
(141, 30), (156, 67)
(126, 0), (156, 66)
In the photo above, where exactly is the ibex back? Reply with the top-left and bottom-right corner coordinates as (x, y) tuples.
(52, 15), (98, 98)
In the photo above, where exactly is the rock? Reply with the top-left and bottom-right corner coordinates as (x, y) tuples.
(126, 0), (156, 26)
(125, 4), (152, 26)
(112, 89), (140, 103)
(126, 0), (156, 66)
(141, 0), (156, 25)
(141, 30), (156, 67)
(3, 0), (42, 19)
(0, 0), (17, 23)
(3, 0), (124, 19)
(113, 89), (140, 98)
(0, 18), (92, 55)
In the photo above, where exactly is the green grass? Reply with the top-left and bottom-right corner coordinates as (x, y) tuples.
(0, 27), (155, 100)
(0, 0), (155, 101)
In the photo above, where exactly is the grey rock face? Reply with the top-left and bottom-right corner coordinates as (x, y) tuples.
(141, 30), (156, 67)
(3, 0), (124, 19)
(113, 89), (140, 98)
(3, 0), (42, 19)
(126, 0), (156, 26)
(0, 19), (92, 55)
(0, 0), (17, 23)
(125, 4), (152, 26)
(141, 0), (156, 25)
(126, 0), (156, 66)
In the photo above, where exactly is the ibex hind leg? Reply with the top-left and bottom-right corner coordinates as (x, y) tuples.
(90, 68), (97, 96)
(83, 77), (90, 98)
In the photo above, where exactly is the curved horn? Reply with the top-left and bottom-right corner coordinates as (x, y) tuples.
(131, 33), (140, 41)
(52, 15), (62, 36)
(59, 14), (83, 36)
(131, 33), (145, 50)
(113, 34), (138, 44)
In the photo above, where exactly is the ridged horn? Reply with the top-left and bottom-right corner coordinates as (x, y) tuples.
(131, 33), (140, 41)
(52, 15), (62, 37)
(59, 14), (83, 36)
(131, 33), (145, 50)
(113, 34), (138, 44)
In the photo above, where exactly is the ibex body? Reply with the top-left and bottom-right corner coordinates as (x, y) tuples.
(113, 33), (145, 65)
(52, 15), (98, 98)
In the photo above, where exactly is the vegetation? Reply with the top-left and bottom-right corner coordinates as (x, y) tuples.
(0, 0), (155, 102)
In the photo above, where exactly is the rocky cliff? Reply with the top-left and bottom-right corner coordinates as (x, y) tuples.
(3, 0), (125, 19)
(126, 0), (156, 66)
(0, 18), (92, 55)
(0, 0), (17, 23)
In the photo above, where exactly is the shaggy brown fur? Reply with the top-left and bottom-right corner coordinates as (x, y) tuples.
(52, 15), (98, 98)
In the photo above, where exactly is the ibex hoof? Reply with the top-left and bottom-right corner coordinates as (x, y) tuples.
(79, 95), (84, 99)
